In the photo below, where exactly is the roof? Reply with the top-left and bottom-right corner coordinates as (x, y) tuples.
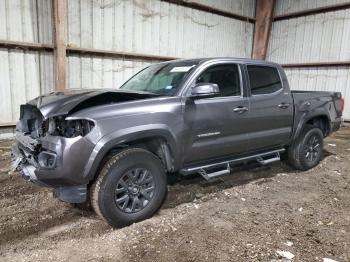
(159, 57), (280, 67)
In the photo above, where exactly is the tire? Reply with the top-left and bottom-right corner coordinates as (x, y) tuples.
(288, 125), (324, 171)
(91, 148), (167, 228)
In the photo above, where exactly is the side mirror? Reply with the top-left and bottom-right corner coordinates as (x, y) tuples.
(191, 83), (220, 97)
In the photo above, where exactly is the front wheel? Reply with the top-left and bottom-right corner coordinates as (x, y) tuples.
(91, 148), (168, 228)
(288, 125), (324, 171)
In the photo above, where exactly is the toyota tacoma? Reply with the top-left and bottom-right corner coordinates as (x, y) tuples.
(12, 58), (344, 227)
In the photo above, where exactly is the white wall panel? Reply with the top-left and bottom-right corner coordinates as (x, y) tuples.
(0, 0), (52, 43)
(0, 49), (54, 123)
(0, 0), (53, 123)
(275, 0), (350, 15)
(285, 67), (350, 119)
(67, 0), (254, 58)
(190, 0), (256, 17)
(268, 9), (350, 63)
(67, 54), (155, 89)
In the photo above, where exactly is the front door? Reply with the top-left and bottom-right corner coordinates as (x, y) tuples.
(183, 63), (250, 164)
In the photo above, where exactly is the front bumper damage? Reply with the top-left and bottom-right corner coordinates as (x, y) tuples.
(11, 144), (39, 182)
(11, 132), (94, 203)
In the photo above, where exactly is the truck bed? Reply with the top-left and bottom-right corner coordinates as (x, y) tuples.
(291, 90), (343, 137)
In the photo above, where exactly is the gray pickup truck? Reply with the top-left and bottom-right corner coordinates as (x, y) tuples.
(12, 58), (343, 227)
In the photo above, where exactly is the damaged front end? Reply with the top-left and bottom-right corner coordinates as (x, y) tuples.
(12, 104), (46, 180)
(12, 104), (95, 203)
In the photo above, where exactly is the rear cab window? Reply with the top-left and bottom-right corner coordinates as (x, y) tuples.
(247, 65), (282, 95)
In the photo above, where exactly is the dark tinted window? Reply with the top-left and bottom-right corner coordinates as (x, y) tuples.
(247, 66), (282, 95)
(195, 64), (241, 96)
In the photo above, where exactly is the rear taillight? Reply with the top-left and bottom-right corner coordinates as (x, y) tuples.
(340, 97), (345, 112)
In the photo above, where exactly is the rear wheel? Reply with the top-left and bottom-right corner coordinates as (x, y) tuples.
(91, 148), (167, 228)
(288, 125), (324, 171)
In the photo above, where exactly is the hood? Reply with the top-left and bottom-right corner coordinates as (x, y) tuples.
(27, 89), (159, 118)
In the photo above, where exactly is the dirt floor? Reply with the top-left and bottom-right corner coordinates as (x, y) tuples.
(0, 128), (349, 262)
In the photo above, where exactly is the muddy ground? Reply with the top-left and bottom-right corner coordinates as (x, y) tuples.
(0, 128), (349, 262)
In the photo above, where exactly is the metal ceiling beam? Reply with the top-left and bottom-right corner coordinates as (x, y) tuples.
(252, 0), (275, 60)
(67, 47), (177, 61)
(161, 0), (255, 23)
(0, 40), (53, 51)
(0, 39), (176, 62)
(274, 2), (350, 21)
(0, 122), (16, 128)
(282, 61), (350, 68)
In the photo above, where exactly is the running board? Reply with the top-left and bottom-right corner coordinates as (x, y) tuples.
(180, 149), (284, 180)
(256, 153), (281, 165)
(198, 163), (231, 180)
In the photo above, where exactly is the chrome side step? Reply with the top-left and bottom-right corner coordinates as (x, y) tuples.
(256, 152), (281, 165)
(180, 149), (284, 180)
(198, 163), (231, 180)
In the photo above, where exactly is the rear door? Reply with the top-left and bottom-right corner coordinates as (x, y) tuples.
(183, 63), (250, 164)
(245, 64), (293, 151)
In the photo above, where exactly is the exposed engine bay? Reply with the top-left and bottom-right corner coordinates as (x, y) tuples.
(12, 90), (155, 178)
(18, 104), (95, 139)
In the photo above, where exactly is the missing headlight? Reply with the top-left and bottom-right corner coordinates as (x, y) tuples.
(44, 117), (95, 138)
(64, 119), (95, 138)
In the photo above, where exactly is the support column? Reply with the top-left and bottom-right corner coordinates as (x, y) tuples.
(53, 0), (67, 91)
(252, 0), (275, 60)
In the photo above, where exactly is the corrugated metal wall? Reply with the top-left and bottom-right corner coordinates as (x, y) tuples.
(0, 50), (53, 123)
(66, 0), (254, 90)
(0, 0), (54, 124)
(0, 0), (255, 123)
(190, 0), (256, 17)
(67, 0), (255, 55)
(67, 55), (156, 90)
(268, 0), (350, 120)
(268, 10), (350, 63)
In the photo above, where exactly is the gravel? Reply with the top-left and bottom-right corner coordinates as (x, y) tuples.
(0, 128), (349, 262)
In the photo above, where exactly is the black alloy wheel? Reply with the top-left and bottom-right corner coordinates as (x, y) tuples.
(115, 168), (155, 213)
(303, 134), (321, 163)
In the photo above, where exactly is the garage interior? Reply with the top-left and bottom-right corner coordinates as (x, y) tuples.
(0, 0), (349, 134)
(0, 0), (349, 261)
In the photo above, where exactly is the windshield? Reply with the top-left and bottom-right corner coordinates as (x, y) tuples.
(120, 61), (199, 96)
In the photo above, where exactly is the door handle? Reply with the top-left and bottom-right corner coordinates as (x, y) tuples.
(278, 103), (290, 109)
(233, 106), (248, 113)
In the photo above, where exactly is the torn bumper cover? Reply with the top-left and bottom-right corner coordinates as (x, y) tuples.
(11, 132), (95, 203)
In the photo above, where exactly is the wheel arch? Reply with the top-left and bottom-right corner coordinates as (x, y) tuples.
(293, 112), (331, 143)
(83, 126), (178, 182)
(305, 115), (331, 137)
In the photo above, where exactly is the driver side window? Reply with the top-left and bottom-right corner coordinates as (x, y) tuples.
(195, 64), (241, 97)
